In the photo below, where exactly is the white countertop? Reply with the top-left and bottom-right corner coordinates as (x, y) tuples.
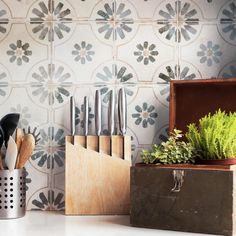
(0, 211), (211, 236)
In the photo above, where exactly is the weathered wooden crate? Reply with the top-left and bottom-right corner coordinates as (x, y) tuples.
(130, 165), (236, 235)
(130, 79), (236, 235)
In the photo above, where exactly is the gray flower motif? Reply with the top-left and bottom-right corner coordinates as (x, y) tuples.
(0, 71), (8, 97)
(157, 1), (199, 42)
(32, 190), (64, 210)
(220, 2), (236, 41)
(72, 41), (95, 64)
(25, 170), (32, 191)
(132, 102), (158, 128)
(96, 64), (134, 103)
(10, 104), (31, 128)
(197, 41), (222, 67)
(7, 40), (32, 66)
(75, 105), (94, 128)
(96, 2), (134, 40)
(0, 7), (9, 34)
(30, 64), (71, 106)
(134, 41), (159, 65)
(31, 126), (65, 169)
(30, 1), (72, 42)
(158, 65), (196, 102)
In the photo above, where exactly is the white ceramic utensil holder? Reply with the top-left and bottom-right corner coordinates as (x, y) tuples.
(0, 168), (26, 219)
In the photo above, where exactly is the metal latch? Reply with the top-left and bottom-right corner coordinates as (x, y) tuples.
(171, 170), (184, 192)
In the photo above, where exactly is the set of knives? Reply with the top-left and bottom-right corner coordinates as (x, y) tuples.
(70, 88), (127, 158)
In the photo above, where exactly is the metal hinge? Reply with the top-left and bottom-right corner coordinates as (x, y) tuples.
(171, 170), (185, 193)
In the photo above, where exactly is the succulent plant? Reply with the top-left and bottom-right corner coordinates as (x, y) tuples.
(141, 129), (196, 165)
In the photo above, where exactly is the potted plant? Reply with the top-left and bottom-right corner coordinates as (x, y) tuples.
(186, 109), (236, 165)
(140, 129), (196, 165)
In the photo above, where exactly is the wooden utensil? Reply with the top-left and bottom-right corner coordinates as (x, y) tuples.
(16, 134), (35, 169)
(15, 128), (24, 153)
(5, 136), (18, 171)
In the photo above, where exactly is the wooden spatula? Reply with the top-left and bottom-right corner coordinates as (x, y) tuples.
(16, 134), (35, 169)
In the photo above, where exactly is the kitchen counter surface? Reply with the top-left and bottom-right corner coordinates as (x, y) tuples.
(0, 211), (212, 236)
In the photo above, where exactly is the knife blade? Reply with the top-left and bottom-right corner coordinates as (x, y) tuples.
(108, 90), (115, 136)
(70, 96), (75, 144)
(95, 90), (101, 152)
(118, 87), (127, 159)
(95, 90), (101, 136)
(83, 96), (89, 148)
(118, 87), (127, 135)
(108, 90), (115, 155)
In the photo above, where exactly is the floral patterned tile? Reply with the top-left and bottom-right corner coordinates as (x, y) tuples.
(29, 124), (67, 174)
(152, 60), (202, 107)
(128, 85), (168, 146)
(180, 23), (236, 79)
(116, 23), (176, 82)
(26, 60), (75, 109)
(90, 0), (139, 46)
(153, 0), (203, 46)
(0, 23), (49, 83)
(25, 161), (49, 210)
(27, 187), (64, 210)
(53, 22), (113, 84)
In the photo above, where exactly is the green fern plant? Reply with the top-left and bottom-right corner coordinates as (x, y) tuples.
(141, 129), (196, 165)
(186, 109), (236, 160)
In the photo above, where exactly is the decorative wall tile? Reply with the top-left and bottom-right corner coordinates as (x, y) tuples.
(128, 85), (168, 146)
(0, 23), (48, 83)
(91, 0), (138, 45)
(181, 23), (236, 78)
(25, 161), (49, 210)
(116, 23), (175, 82)
(27, 60), (75, 108)
(53, 22), (113, 84)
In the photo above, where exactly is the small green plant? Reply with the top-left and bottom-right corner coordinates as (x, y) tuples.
(141, 129), (195, 165)
(186, 109), (236, 160)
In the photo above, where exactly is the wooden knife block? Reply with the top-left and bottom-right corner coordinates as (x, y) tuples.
(65, 135), (131, 215)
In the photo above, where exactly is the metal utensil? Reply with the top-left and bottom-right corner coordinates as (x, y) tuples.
(5, 136), (18, 171)
(84, 96), (89, 148)
(118, 87), (127, 135)
(70, 96), (75, 144)
(108, 90), (115, 155)
(95, 90), (101, 152)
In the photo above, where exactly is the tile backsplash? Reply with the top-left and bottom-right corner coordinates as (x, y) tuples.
(0, 0), (235, 210)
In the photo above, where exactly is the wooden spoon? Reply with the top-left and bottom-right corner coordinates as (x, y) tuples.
(16, 134), (35, 169)
(5, 136), (18, 171)
(15, 128), (24, 153)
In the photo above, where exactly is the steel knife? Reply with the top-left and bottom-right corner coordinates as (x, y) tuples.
(118, 87), (127, 135)
(70, 96), (75, 144)
(95, 90), (102, 152)
(83, 96), (89, 148)
(108, 90), (115, 155)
